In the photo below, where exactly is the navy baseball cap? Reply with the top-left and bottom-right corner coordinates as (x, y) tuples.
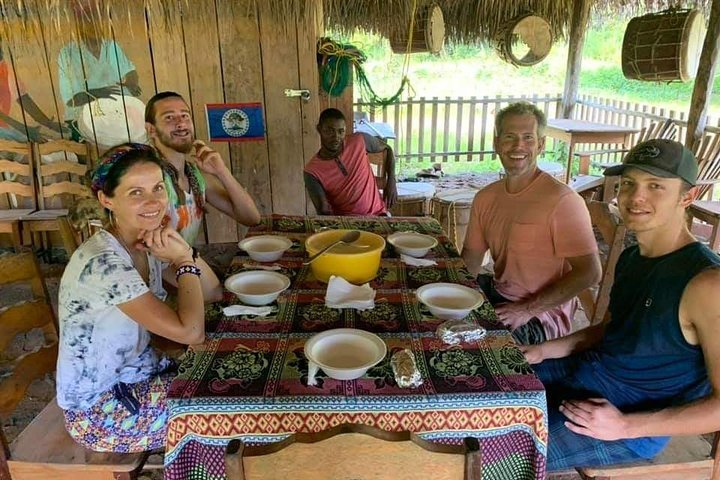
(604, 139), (698, 185)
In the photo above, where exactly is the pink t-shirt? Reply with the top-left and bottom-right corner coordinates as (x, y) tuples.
(464, 171), (598, 339)
(304, 133), (386, 216)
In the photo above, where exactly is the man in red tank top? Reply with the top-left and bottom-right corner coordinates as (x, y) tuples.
(304, 108), (397, 216)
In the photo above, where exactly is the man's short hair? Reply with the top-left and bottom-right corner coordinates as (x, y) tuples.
(495, 102), (547, 137)
(318, 108), (345, 126)
(145, 91), (186, 124)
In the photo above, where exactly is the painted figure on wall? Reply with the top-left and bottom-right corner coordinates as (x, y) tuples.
(0, 45), (67, 143)
(58, 0), (144, 148)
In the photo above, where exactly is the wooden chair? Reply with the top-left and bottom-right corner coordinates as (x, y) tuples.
(0, 252), (151, 480)
(22, 140), (94, 258)
(577, 201), (626, 325)
(0, 141), (36, 251)
(574, 118), (678, 174)
(224, 427), (481, 480)
(578, 432), (720, 480)
(688, 134), (720, 251)
(367, 149), (388, 190)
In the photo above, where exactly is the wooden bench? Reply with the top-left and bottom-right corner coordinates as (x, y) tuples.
(6, 399), (148, 480)
(578, 433), (719, 480)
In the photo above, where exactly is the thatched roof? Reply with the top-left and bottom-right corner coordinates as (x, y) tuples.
(323, 0), (713, 45)
(0, 0), (712, 55)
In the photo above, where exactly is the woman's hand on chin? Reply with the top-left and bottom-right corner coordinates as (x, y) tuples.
(139, 226), (194, 265)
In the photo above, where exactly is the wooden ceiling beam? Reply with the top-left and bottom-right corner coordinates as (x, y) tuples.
(560, 0), (593, 119)
(686, 0), (720, 151)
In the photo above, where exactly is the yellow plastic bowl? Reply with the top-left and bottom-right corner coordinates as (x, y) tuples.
(305, 229), (385, 283)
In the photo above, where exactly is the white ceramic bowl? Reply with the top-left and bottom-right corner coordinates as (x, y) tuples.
(416, 282), (485, 320)
(304, 328), (387, 380)
(224, 271), (291, 306)
(238, 235), (293, 262)
(387, 232), (438, 257)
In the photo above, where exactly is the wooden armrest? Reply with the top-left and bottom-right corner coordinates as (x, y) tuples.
(574, 148), (629, 158)
(591, 162), (622, 171)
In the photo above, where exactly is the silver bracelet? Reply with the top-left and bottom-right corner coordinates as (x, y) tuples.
(176, 264), (201, 281)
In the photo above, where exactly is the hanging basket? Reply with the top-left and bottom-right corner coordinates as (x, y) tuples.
(621, 8), (705, 82)
(493, 13), (553, 67)
(389, 4), (445, 54)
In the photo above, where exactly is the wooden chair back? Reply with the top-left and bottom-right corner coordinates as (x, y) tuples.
(693, 134), (720, 201)
(578, 201), (626, 325)
(34, 140), (94, 210)
(0, 140), (36, 211)
(367, 149), (387, 190)
(0, 252), (58, 421)
(636, 118), (677, 145)
(225, 430), (481, 480)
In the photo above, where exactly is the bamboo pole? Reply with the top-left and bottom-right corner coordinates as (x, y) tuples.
(560, 0), (592, 119)
(686, 0), (720, 151)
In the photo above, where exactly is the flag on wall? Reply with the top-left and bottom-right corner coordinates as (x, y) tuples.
(205, 103), (265, 142)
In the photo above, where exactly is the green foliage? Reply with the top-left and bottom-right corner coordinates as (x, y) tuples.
(326, 23), (720, 112)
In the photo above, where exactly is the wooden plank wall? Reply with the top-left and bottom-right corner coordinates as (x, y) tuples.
(2, 0), (321, 245)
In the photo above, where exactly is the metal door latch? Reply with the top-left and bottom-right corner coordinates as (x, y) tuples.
(284, 89), (311, 101)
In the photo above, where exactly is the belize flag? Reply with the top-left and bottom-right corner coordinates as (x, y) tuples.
(205, 102), (265, 142)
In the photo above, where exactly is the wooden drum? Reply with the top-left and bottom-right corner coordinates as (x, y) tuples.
(390, 182), (436, 216)
(430, 189), (479, 252)
(622, 8), (705, 82)
(389, 4), (445, 54)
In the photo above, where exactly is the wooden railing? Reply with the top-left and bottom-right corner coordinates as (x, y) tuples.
(354, 94), (719, 165)
(355, 94), (562, 162)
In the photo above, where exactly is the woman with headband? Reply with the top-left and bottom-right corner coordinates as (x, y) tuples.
(56, 143), (221, 452)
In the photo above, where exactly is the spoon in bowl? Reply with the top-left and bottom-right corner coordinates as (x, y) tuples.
(304, 230), (362, 265)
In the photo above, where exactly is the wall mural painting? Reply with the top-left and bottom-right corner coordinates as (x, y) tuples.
(59, 0), (147, 151)
(0, 45), (67, 145)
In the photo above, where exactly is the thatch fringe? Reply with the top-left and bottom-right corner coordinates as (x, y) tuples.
(323, 0), (713, 45)
(0, 0), (713, 59)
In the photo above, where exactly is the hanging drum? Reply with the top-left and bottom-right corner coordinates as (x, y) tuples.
(622, 9), (705, 82)
(494, 14), (553, 66)
(389, 4), (445, 54)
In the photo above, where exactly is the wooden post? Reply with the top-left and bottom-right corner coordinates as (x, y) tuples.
(686, 0), (720, 151)
(560, 0), (592, 119)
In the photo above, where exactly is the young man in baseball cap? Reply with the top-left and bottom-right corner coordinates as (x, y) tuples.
(521, 139), (720, 471)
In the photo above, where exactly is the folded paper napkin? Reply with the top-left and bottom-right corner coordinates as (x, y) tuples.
(223, 305), (274, 317)
(325, 275), (376, 310)
(400, 254), (437, 266)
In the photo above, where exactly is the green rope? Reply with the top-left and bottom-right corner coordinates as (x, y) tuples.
(318, 38), (410, 111)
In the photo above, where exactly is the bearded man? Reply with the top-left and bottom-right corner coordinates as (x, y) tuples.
(144, 91), (260, 244)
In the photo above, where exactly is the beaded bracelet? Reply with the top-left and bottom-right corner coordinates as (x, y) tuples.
(176, 264), (202, 281)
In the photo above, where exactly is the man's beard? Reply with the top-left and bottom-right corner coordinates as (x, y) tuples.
(156, 129), (194, 154)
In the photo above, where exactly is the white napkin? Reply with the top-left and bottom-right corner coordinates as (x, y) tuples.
(325, 275), (376, 311)
(401, 254), (437, 266)
(223, 305), (275, 317)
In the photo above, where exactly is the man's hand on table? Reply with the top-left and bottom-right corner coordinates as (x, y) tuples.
(560, 398), (629, 441)
(495, 301), (536, 331)
(519, 343), (545, 364)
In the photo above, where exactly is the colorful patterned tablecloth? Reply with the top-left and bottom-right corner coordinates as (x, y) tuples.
(164, 215), (547, 480)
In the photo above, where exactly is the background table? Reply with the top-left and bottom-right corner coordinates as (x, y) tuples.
(164, 215), (547, 480)
(546, 118), (639, 183)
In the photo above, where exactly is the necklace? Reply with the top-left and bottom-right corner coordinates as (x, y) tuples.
(109, 227), (149, 285)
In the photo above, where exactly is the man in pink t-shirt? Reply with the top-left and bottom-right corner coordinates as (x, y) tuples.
(462, 102), (601, 344)
(304, 108), (397, 215)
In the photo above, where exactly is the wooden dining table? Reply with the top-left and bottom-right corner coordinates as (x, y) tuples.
(163, 214), (548, 480)
(546, 118), (639, 183)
